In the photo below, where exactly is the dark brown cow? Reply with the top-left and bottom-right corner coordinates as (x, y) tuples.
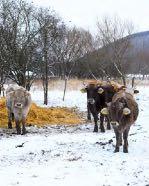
(101, 89), (139, 153)
(81, 81), (125, 132)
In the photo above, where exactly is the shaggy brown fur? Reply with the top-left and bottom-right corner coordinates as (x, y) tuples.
(108, 90), (139, 153)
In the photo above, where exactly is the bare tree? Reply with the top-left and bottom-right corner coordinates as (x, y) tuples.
(53, 27), (94, 100)
(35, 8), (63, 105)
(0, 0), (40, 89)
(96, 16), (134, 85)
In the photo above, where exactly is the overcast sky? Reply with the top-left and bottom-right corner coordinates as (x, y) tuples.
(32, 0), (149, 34)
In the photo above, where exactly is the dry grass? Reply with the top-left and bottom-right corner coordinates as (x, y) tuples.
(32, 78), (149, 92)
(32, 78), (90, 91)
(0, 98), (83, 128)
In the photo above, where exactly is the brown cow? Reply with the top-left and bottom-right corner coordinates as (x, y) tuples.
(6, 85), (31, 135)
(101, 89), (139, 153)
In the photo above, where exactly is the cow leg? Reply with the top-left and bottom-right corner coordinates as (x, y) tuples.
(8, 111), (12, 129)
(100, 114), (105, 132)
(22, 118), (26, 135)
(106, 116), (111, 130)
(11, 113), (14, 122)
(93, 114), (98, 132)
(87, 104), (91, 121)
(114, 129), (121, 152)
(123, 127), (130, 153)
(15, 120), (21, 135)
(119, 133), (122, 146)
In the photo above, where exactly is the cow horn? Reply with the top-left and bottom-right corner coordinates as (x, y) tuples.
(101, 108), (109, 115)
(123, 108), (131, 115)
(98, 88), (104, 94)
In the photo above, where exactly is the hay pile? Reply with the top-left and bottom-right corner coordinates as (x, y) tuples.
(0, 98), (82, 128)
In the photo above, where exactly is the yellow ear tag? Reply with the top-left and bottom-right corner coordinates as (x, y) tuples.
(123, 108), (131, 115)
(98, 88), (104, 94)
(80, 88), (87, 93)
(101, 108), (109, 115)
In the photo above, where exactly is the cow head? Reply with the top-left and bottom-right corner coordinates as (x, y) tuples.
(81, 84), (104, 105)
(101, 97), (131, 127)
(8, 89), (30, 109)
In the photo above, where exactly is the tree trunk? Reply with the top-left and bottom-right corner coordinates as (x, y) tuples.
(42, 56), (48, 105)
(121, 75), (126, 86)
(43, 76), (48, 105)
(26, 83), (31, 91)
(62, 76), (68, 101)
(131, 77), (135, 88)
(43, 85), (48, 105)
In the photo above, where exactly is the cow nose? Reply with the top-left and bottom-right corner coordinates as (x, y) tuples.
(110, 121), (119, 126)
(15, 103), (22, 108)
(87, 98), (95, 104)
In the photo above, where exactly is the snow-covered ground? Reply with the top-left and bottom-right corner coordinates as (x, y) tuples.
(0, 85), (149, 186)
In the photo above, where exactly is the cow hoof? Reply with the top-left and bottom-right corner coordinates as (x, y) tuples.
(123, 149), (128, 153)
(8, 125), (12, 129)
(21, 133), (26, 135)
(93, 129), (98, 133)
(8, 123), (12, 129)
(101, 129), (105, 133)
(114, 148), (119, 153)
(22, 129), (27, 135)
(16, 129), (21, 135)
(93, 128), (98, 132)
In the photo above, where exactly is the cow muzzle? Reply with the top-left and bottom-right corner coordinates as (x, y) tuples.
(15, 103), (23, 108)
(87, 98), (95, 104)
(110, 121), (119, 126)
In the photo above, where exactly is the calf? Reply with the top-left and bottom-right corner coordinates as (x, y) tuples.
(101, 89), (139, 153)
(6, 85), (31, 135)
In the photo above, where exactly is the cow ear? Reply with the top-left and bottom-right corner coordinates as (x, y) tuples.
(80, 88), (87, 93)
(123, 107), (131, 115)
(98, 87), (104, 94)
(134, 89), (139, 94)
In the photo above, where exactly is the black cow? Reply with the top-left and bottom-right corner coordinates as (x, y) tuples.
(81, 82), (122, 132)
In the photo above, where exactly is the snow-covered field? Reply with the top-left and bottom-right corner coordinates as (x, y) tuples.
(0, 85), (149, 186)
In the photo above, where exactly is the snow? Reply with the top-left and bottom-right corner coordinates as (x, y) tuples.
(31, 89), (87, 111)
(0, 85), (149, 186)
